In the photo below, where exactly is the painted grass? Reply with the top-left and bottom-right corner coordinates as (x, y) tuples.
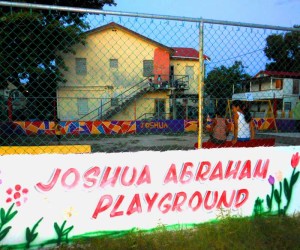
(53, 214), (300, 250)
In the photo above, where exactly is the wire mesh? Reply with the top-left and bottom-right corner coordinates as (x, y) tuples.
(0, 3), (299, 153)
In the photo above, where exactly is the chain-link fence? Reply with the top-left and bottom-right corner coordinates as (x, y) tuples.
(0, 2), (299, 153)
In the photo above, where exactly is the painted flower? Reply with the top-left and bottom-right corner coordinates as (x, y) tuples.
(64, 206), (77, 219)
(275, 171), (283, 182)
(6, 184), (29, 207)
(291, 152), (300, 168)
(268, 175), (275, 185)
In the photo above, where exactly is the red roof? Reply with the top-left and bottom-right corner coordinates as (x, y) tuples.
(171, 47), (210, 61)
(254, 70), (300, 78)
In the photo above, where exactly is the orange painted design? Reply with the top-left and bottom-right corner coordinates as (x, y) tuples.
(184, 120), (198, 132)
(153, 48), (170, 82)
(253, 118), (276, 130)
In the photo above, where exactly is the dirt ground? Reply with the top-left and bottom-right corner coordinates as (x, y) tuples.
(2, 132), (299, 153)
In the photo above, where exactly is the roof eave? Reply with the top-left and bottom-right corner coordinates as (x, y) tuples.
(86, 22), (174, 53)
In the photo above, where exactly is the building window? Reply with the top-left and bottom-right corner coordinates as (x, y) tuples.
(155, 99), (166, 119)
(110, 59), (118, 69)
(143, 60), (154, 77)
(77, 98), (89, 115)
(293, 79), (300, 94)
(284, 102), (291, 111)
(185, 66), (194, 81)
(75, 58), (87, 75)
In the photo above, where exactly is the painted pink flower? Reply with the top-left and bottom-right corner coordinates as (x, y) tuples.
(6, 184), (29, 207)
(268, 175), (275, 185)
(291, 152), (300, 168)
(275, 171), (283, 182)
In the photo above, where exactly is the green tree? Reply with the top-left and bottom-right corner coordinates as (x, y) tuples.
(204, 61), (251, 99)
(264, 25), (300, 72)
(0, 0), (116, 119)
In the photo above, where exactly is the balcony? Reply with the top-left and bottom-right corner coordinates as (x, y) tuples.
(149, 75), (189, 91)
(232, 89), (283, 100)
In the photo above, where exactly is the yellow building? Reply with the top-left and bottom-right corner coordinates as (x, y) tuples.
(58, 22), (206, 121)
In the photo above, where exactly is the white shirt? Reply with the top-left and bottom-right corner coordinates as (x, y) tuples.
(237, 111), (250, 139)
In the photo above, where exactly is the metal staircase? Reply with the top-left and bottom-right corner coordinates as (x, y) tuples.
(78, 78), (151, 121)
(100, 84), (150, 120)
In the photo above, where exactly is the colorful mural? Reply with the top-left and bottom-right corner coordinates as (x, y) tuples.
(253, 152), (300, 216)
(12, 120), (187, 135)
(253, 118), (276, 131)
(1, 118), (282, 137)
(0, 147), (299, 249)
(184, 120), (198, 132)
(13, 121), (136, 135)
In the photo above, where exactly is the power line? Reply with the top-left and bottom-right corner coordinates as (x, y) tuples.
(207, 48), (265, 64)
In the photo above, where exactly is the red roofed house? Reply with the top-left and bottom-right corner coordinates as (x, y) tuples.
(232, 70), (300, 118)
(58, 22), (209, 121)
(172, 47), (210, 61)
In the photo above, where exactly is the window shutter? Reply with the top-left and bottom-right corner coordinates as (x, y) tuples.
(75, 58), (87, 75)
(77, 98), (89, 115)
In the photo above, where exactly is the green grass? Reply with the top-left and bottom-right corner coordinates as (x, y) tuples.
(53, 214), (300, 250)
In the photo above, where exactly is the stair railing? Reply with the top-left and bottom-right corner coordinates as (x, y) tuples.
(77, 77), (150, 121)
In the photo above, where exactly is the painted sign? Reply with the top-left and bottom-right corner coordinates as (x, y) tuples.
(0, 147), (299, 249)
(136, 120), (184, 133)
(245, 92), (254, 101)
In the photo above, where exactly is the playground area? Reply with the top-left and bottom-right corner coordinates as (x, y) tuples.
(64, 132), (300, 152)
(1, 2), (300, 249)
(1, 131), (298, 153)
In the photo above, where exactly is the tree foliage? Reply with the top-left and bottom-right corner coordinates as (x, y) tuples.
(0, 0), (116, 119)
(205, 61), (251, 99)
(264, 25), (300, 72)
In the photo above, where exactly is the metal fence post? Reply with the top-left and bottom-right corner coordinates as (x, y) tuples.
(197, 20), (204, 149)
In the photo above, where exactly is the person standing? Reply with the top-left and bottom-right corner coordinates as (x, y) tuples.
(157, 75), (162, 88)
(53, 118), (62, 144)
(208, 107), (230, 144)
(148, 78), (154, 88)
(231, 100), (255, 144)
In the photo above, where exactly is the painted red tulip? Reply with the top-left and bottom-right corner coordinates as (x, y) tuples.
(291, 152), (300, 168)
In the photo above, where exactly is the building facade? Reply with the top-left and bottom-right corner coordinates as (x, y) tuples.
(58, 22), (207, 121)
(232, 71), (300, 118)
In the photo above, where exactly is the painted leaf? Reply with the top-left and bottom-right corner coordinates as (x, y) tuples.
(6, 204), (15, 216)
(62, 226), (74, 235)
(54, 223), (60, 235)
(266, 195), (271, 208)
(60, 220), (67, 231)
(25, 227), (31, 241)
(284, 178), (290, 200)
(32, 232), (38, 241)
(274, 189), (281, 203)
(255, 197), (263, 206)
(6, 211), (17, 222)
(291, 171), (299, 186)
(0, 226), (11, 241)
(32, 217), (43, 232)
(0, 208), (5, 223)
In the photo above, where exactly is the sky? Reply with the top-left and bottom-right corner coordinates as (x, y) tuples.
(103, 0), (300, 28)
